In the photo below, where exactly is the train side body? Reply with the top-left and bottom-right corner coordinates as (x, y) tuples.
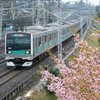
(5, 17), (87, 67)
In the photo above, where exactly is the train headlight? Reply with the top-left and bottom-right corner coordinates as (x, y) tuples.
(8, 51), (12, 54)
(25, 51), (30, 54)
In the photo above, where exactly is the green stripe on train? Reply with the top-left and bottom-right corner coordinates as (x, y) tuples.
(6, 50), (28, 54)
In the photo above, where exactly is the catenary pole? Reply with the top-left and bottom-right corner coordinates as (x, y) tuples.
(58, 0), (62, 59)
(0, 0), (3, 39)
(80, 0), (83, 38)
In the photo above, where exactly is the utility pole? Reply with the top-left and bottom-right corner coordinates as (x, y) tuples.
(58, 0), (62, 59)
(42, 0), (46, 25)
(11, 1), (15, 20)
(99, 0), (100, 11)
(80, 0), (83, 38)
(32, 0), (35, 25)
(36, 0), (40, 25)
(0, 0), (3, 39)
(86, 0), (89, 25)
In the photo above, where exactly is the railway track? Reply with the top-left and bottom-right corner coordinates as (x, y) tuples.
(0, 67), (15, 78)
(0, 45), (5, 64)
(0, 67), (28, 86)
(0, 46), (5, 50)
(0, 56), (6, 64)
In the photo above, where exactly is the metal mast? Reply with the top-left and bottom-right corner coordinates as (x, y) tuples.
(11, 1), (15, 20)
(36, 0), (40, 25)
(80, 0), (83, 38)
(42, 0), (46, 25)
(32, 0), (35, 25)
(0, 0), (3, 39)
(58, 0), (62, 59)
(99, 0), (100, 10)
(86, 0), (89, 25)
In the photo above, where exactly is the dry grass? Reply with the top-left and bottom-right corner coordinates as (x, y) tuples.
(86, 26), (100, 50)
(26, 90), (57, 100)
(67, 25), (100, 61)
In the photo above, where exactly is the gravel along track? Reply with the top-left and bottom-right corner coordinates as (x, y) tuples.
(0, 68), (19, 86)
(0, 67), (28, 86)
(0, 46), (5, 50)
(0, 46), (5, 64)
(0, 68), (15, 78)
(0, 64), (15, 75)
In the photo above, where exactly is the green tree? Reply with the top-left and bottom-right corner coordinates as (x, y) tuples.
(96, 6), (100, 12)
(97, 11), (100, 18)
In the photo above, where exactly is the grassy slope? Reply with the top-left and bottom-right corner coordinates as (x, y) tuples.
(67, 25), (100, 61)
(27, 90), (57, 100)
(86, 26), (100, 50)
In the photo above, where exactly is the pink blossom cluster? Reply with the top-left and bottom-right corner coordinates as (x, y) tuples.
(91, 33), (100, 37)
(95, 20), (100, 25)
(41, 33), (100, 100)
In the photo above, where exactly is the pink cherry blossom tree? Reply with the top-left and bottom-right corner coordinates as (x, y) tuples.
(41, 32), (100, 100)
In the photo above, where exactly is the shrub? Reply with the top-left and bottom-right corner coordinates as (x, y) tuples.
(98, 38), (100, 45)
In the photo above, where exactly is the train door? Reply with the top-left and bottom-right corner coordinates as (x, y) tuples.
(54, 30), (58, 45)
(42, 35), (44, 51)
(44, 34), (47, 49)
(33, 38), (35, 56)
(36, 37), (38, 55)
(38, 36), (42, 54)
(49, 32), (52, 47)
(47, 33), (49, 47)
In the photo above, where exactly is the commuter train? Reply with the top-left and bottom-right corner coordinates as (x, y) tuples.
(5, 17), (87, 67)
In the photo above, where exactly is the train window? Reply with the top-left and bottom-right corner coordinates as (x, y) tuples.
(42, 35), (44, 41)
(55, 31), (58, 38)
(38, 37), (41, 46)
(48, 34), (49, 42)
(50, 34), (51, 40)
(15, 38), (30, 45)
(64, 29), (66, 34)
(6, 37), (30, 50)
(53, 33), (54, 40)
(44, 35), (47, 42)
(63, 29), (64, 34)
(62, 30), (64, 35)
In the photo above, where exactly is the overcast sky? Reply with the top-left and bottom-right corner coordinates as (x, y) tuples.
(62, 0), (99, 6)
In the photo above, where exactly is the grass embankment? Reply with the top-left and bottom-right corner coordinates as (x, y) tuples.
(86, 26), (100, 50)
(26, 25), (100, 100)
(67, 25), (100, 60)
(27, 90), (57, 100)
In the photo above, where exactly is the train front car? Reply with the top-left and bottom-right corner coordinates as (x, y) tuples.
(5, 32), (32, 67)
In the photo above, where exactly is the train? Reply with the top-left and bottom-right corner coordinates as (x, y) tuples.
(5, 17), (87, 67)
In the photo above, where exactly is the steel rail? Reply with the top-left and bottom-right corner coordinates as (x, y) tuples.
(0, 67), (15, 78)
(0, 67), (28, 86)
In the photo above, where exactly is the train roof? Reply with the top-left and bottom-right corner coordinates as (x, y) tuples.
(22, 19), (80, 35)
(6, 17), (86, 36)
(25, 26), (48, 31)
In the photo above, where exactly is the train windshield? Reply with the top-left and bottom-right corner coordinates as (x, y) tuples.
(6, 33), (31, 50)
